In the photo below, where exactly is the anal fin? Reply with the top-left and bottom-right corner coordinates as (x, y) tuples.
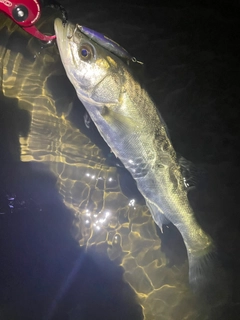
(146, 200), (170, 233)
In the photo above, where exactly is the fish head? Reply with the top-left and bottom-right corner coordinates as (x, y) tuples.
(54, 18), (123, 106)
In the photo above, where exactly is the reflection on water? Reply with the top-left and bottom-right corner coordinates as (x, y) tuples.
(1, 2), (239, 319)
(0, 12), (196, 320)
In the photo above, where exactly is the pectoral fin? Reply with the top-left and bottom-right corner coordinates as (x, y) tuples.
(102, 106), (138, 134)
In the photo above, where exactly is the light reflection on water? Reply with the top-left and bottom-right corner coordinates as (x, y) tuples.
(0, 12), (209, 320)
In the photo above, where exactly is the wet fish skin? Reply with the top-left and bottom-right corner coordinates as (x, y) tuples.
(54, 18), (220, 292)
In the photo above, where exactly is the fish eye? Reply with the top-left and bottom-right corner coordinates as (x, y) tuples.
(79, 44), (94, 61)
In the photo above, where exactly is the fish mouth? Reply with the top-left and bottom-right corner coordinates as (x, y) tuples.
(54, 18), (74, 61)
(54, 18), (68, 42)
(54, 18), (76, 43)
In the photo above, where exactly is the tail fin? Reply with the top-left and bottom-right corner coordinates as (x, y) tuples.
(188, 247), (230, 307)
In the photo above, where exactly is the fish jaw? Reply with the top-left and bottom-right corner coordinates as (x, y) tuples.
(54, 19), (76, 86)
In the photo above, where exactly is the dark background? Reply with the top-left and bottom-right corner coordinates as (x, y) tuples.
(1, 0), (240, 319)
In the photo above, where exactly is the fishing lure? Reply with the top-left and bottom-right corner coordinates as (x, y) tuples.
(77, 25), (143, 64)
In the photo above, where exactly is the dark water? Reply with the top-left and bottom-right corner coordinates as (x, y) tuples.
(1, 1), (240, 319)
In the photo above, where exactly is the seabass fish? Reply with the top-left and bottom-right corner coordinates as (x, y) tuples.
(54, 18), (221, 292)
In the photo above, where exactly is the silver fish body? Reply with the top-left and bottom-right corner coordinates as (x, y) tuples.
(54, 18), (219, 292)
